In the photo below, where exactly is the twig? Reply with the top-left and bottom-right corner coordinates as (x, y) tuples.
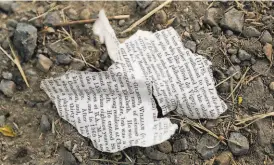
(53, 15), (130, 27)
(0, 44), (30, 87)
(215, 71), (239, 87)
(122, 151), (133, 163)
(28, 5), (59, 22)
(235, 112), (274, 128)
(121, 0), (172, 34)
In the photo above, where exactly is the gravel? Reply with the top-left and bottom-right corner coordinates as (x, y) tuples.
(238, 49), (252, 61)
(64, 141), (72, 151)
(226, 65), (241, 80)
(269, 82), (274, 91)
(230, 55), (241, 64)
(196, 134), (220, 159)
(228, 132), (249, 156)
(0, 80), (16, 97)
(0, 115), (5, 126)
(36, 54), (53, 72)
(136, 1), (152, 9)
(260, 30), (272, 44)
(59, 147), (77, 165)
(203, 8), (221, 26)
(2, 71), (13, 80)
(43, 11), (62, 26)
(79, 8), (91, 20)
(220, 8), (244, 33)
(184, 40), (196, 53)
(214, 151), (233, 165)
(242, 26), (261, 38)
(0, 1), (13, 12)
(144, 147), (168, 161)
(56, 54), (72, 65)
(40, 114), (51, 133)
(173, 138), (188, 152)
(157, 141), (172, 153)
(227, 48), (238, 55)
(154, 10), (167, 24)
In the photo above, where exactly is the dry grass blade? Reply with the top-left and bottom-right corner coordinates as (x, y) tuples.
(28, 5), (59, 22)
(61, 27), (78, 47)
(215, 71), (239, 87)
(235, 112), (274, 128)
(121, 0), (172, 34)
(0, 44), (30, 87)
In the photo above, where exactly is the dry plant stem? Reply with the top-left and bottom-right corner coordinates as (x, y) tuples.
(215, 71), (238, 87)
(53, 15), (130, 27)
(0, 46), (30, 87)
(28, 5), (59, 22)
(121, 0), (172, 34)
(235, 112), (274, 128)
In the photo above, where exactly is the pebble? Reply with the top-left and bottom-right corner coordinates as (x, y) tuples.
(59, 147), (77, 165)
(242, 26), (261, 38)
(70, 60), (85, 71)
(203, 8), (221, 26)
(136, 1), (152, 9)
(269, 82), (274, 91)
(251, 60), (269, 76)
(43, 11), (62, 26)
(56, 54), (72, 65)
(36, 54), (53, 72)
(217, 81), (230, 93)
(196, 134), (220, 159)
(205, 120), (218, 129)
(227, 48), (238, 55)
(238, 49), (252, 61)
(144, 147), (168, 160)
(260, 30), (272, 44)
(10, 3), (20, 14)
(154, 10), (167, 24)
(220, 8), (244, 33)
(180, 123), (190, 133)
(64, 141), (72, 151)
(66, 8), (78, 20)
(2, 71), (13, 80)
(74, 153), (83, 162)
(48, 41), (72, 55)
(79, 8), (91, 20)
(226, 65), (241, 80)
(40, 115), (51, 133)
(263, 43), (273, 61)
(214, 151), (233, 165)
(6, 19), (18, 28)
(225, 30), (234, 36)
(230, 55), (241, 64)
(157, 141), (172, 153)
(173, 138), (188, 152)
(228, 132), (249, 156)
(0, 115), (5, 126)
(212, 26), (222, 37)
(0, 80), (16, 97)
(0, 1), (12, 12)
(118, 19), (126, 27)
(13, 23), (37, 61)
(250, 57), (256, 65)
(184, 40), (196, 53)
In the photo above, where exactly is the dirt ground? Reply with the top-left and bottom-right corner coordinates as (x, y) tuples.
(0, 1), (274, 165)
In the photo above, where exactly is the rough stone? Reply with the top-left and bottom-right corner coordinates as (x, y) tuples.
(184, 40), (196, 53)
(225, 30), (234, 36)
(0, 115), (5, 126)
(0, 80), (16, 97)
(217, 81), (230, 93)
(269, 82), (274, 91)
(251, 59), (269, 76)
(64, 141), (72, 151)
(66, 8), (78, 20)
(228, 132), (249, 156)
(260, 30), (272, 44)
(227, 48), (238, 55)
(118, 19), (126, 26)
(180, 123), (190, 133)
(79, 8), (91, 20)
(43, 11), (62, 26)
(136, 1), (152, 9)
(170, 153), (192, 165)
(238, 49), (252, 61)
(214, 151), (233, 165)
(59, 147), (77, 165)
(144, 147), (168, 160)
(70, 60), (85, 71)
(203, 8), (222, 26)
(226, 65), (241, 80)
(36, 54), (53, 72)
(0, 1), (12, 12)
(40, 115), (51, 133)
(196, 134), (220, 159)
(250, 57), (256, 65)
(74, 153), (83, 162)
(2, 71), (12, 80)
(230, 55), (241, 64)
(157, 141), (172, 153)
(56, 54), (72, 65)
(48, 41), (73, 55)
(256, 119), (274, 147)
(242, 26), (261, 38)
(13, 23), (37, 61)
(173, 138), (188, 152)
(212, 26), (222, 37)
(220, 8), (244, 33)
(154, 10), (167, 24)
(6, 19), (18, 28)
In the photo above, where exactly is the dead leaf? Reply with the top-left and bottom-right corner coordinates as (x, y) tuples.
(263, 43), (273, 63)
(0, 125), (16, 137)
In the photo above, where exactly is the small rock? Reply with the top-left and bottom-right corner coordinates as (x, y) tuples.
(263, 43), (273, 61)
(44, 11), (62, 26)
(250, 57), (256, 65)
(13, 23), (37, 61)
(226, 65), (241, 80)
(136, 1), (152, 9)
(79, 8), (91, 20)
(225, 30), (234, 36)
(40, 114), (51, 133)
(154, 10), (167, 24)
(0, 115), (5, 126)
(74, 153), (83, 163)
(6, 19), (18, 28)
(212, 26), (222, 37)
(72, 144), (77, 154)
(217, 81), (230, 93)
(66, 8), (78, 20)
(238, 49), (252, 61)
(173, 138), (188, 152)
(0, 80), (16, 97)
(242, 26), (261, 38)
(70, 60), (85, 71)
(205, 120), (218, 129)
(2, 39), (9, 49)
(64, 141), (72, 151)
(158, 141), (172, 153)
(144, 147), (168, 160)
(56, 54), (72, 65)
(48, 41), (72, 55)
(214, 151), (233, 165)
(0, 1), (12, 12)
(10, 3), (20, 14)
(251, 59), (270, 76)
(220, 8), (244, 33)
(196, 134), (220, 159)
(184, 40), (196, 53)
(270, 82), (274, 91)
(36, 54), (53, 72)
(203, 8), (221, 26)
(59, 147), (77, 165)
(194, 21), (200, 32)
(2, 71), (12, 80)
(230, 55), (241, 64)
(228, 132), (249, 156)
(260, 30), (272, 44)
(227, 48), (237, 55)
(180, 123), (190, 133)
(118, 19), (126, 27)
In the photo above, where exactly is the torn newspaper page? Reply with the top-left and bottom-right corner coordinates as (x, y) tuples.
(41, 10), (227, 153)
